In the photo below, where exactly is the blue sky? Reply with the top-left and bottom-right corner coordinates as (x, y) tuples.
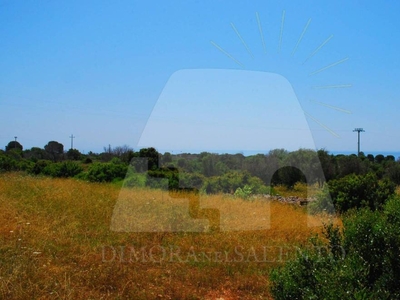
(1, 0), (400, 154)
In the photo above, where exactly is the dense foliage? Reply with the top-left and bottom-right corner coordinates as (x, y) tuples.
(270, 196), (400, 299)
(310, 173), (396, 213)
(1, 141), (400, 196)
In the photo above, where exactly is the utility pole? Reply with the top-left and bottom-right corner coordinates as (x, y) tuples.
(14, 136), (17, 149)
(353, 128), (365, 156)
(69, 134), (75, 150)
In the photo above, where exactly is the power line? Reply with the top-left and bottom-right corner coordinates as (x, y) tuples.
(69, 134), (75, 150)
(353, 128), (365, 156)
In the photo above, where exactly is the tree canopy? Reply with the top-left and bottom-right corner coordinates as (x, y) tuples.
(5, 141), (23, 151)
(44, 141), (64, 161)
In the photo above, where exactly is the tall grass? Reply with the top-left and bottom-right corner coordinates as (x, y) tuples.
(0, 173), (339, 299)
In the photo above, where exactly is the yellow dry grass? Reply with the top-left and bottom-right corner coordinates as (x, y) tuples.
(0, 172), (340, 299)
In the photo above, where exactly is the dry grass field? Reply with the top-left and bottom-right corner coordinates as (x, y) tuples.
(0, 173), (340, 299)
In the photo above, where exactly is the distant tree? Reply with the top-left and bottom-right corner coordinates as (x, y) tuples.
(287, 149), (322, 184)
(177, 158), (186, 168)
(201, 154), (217, 177)
(215, 160), (229, 176)
(112, 145), (134, 163)
(268, 149), (289, 161)
(336, 155), (363, 177)
(5, 141), (23, 151)
(375, 154), (385, 164)
(98, 145), (134, 163)
(23, 147), (48, 161)
(244, 154), (268, 181)
(138, 147), (160, 171)
(66, 148), (81, 160)
(220, 153), (244, 171)
(99, 145), (113, 162)
(269, 149), (322, 187)
(317, 149), (336, 184)
(161, 152), (172, 165)
(44, 141), (64, 162)
(387, 163), (400, 185)
(367, 154), (375, 162)
(386, 155), (395, 162)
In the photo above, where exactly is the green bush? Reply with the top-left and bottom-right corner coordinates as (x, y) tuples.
(86, 162), (128, 182)
(234, 185), (253, 200)
(179, 172), (205, 190)
(83, 157), (93, 164)
(203, 171), (269, 195)
(327, 173), (395, 213)
(42, 161), (83, 178)
(0, 153), (17, 172)
(30, 160), (52, 175)
(386, 163), (400, 185)
(16, 159), (34, 172)
(270, 196), (400, 299)
(146, 167), (179, 190)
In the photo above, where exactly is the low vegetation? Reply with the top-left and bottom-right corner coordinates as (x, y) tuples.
(2, 142), (400, 298)
(270, 195), (400, 299)
(0, 173), (336, 299)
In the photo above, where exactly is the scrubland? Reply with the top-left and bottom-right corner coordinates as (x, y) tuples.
(0, 173), (338, 299)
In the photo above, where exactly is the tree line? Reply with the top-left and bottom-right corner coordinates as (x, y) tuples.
(2, 139), (400, 193)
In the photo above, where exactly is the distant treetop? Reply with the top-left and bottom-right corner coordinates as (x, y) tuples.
(5, 141), (23, 151)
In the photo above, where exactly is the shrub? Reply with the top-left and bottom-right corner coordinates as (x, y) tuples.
(0, 153), (17, 172)
(66, 149), (82, 160)
(86, 162), (128, 182)
(146, 167), (179, 190)
(386, 163), (400, 185)
(30, 160), (52, 175)
(16, 159), (34, 172)
(328, 173), (395, 213)
(42, 161), (83, 178)
(234, 185), (253, 200)
(83, 157), (93, 164)
(203, 171), (269, 195)
(178, 172), (205, 190)
(270, 196), (400, 299)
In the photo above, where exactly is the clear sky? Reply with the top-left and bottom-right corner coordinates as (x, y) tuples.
(1, 0), (400, 154)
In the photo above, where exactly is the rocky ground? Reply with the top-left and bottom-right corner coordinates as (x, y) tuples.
(262, 194), (313, 206)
